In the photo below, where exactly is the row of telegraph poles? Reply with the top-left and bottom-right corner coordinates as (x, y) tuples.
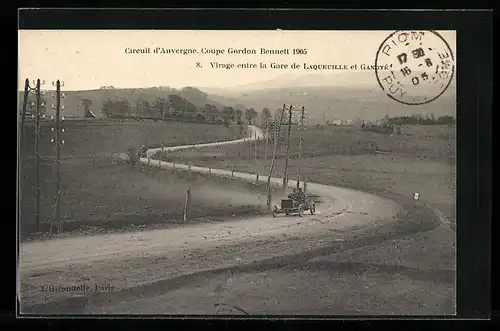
(264, 104), (307, 210)
(20, 78), (65, 233)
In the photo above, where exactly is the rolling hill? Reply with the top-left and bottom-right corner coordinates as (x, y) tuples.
(200, 72), (456, 123)
(18, 71), (456, 123)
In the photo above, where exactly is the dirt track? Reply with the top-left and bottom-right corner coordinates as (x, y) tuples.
(19, 126), (453, 315)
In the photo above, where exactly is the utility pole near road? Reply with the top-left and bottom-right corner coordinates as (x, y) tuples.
(55, 80), (62, 233)
(254, 129), (257, 162)
(19, 79), (30, 237)
(266, 104), (286, 210)
(50, 79), (65, 234)
(20, 79), (29, 155)
(34, 79), (41, 231)
(282, 105), (293, 191)
(296, 106), (307, 189)
(184, 130), (194, 222)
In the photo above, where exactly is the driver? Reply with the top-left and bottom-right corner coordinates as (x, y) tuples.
(288, 188), (298, 200)
(297, 187), (306, 202)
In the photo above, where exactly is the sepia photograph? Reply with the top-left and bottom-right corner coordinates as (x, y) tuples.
(18, 29), (456, 316)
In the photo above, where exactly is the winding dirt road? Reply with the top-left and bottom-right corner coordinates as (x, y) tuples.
(19, 125), (414, 315)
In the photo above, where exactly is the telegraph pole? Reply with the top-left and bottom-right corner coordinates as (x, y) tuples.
(50, 80), (65, 234)
(184, 132), (193, 222)
(282, 105), (293, 190)
(34, 79), (41, 231)
(296, 106), (307, 189)
(20, 79), (30, 153)
(55, 80), (61, 233)
(248, 124), (252, 162)
(254, 129), (257, 162)
(266, 104), (286, 210)
(19, 79), (30, 240)
(264, 128), (269, 166)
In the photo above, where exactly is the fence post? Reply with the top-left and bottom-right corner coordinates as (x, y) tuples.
(209, 166), (212, 174)
(148, 157), (151, 165)
(256, 173), (259, 181)
(183, 186), (191, 222)
(231, 170), (234, 178)
(173, 161), (176, 168)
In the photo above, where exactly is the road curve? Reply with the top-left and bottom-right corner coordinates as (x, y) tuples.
(19, 125), (402, 312)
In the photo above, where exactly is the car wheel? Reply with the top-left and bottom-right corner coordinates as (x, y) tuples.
(310, 203), (316, 215)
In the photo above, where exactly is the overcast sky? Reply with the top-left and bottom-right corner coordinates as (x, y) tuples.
(18, 30), (456, 91)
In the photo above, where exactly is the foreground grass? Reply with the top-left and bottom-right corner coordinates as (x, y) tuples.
(20, 159), (280, 240)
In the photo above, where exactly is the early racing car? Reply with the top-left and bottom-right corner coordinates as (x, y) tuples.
(272, 195), (316, 217)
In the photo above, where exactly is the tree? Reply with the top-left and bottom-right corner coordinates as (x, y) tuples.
(261, 108), (272, 136)
(168, 94), (195, 117)
(235, 109), (244, 125)
(101, 99), (132, 118)
(138, 100), (152, 118)
(202, 103), (218, 122)
(221, 106), (235, 127)
(153, 97), (168, 117)
(195, 113), (206, 122)
(245, 108), (258, 124)
(184, 100), (198, 119)
(380, 114), (390, 128)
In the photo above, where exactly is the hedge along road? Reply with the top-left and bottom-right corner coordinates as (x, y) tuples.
(19, 125), (403, 313)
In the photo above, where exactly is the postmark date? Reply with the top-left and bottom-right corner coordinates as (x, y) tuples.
(375, 30), (455, 105)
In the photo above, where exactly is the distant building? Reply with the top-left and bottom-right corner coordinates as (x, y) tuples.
(330, 119), (354, 126)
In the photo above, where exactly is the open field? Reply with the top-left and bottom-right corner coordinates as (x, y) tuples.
(19, 120), (246, 238)
(21, 119), (242, 158)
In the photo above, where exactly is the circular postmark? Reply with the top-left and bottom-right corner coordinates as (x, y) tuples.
(375, 30), (455, 105)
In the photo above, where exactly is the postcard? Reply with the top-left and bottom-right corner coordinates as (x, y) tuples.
(18, 29), (456, 316)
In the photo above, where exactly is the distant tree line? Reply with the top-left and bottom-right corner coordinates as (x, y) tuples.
(361, 113), (455, 135)
(385, 114), (456, 126)
(101, 94), (259, 127)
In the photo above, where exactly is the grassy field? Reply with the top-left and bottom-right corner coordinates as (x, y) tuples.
(20, 119), (241, 158)
(19, 120), (246, 239)
(157, 125), (456, 223)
